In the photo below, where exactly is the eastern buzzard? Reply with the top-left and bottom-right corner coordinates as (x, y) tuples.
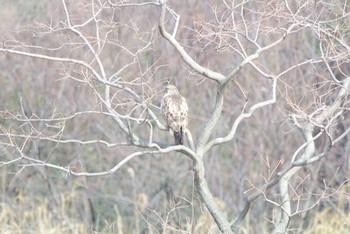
(161, 85), (188, 145)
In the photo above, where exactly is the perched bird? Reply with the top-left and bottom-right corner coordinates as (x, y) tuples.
(161, 85), (188, 145)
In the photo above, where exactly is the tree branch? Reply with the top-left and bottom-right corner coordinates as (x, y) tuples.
(272, 77), (350, 233)
(158, 0), (226, 82)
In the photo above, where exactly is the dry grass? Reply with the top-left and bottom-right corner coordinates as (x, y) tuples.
(304, 207), (350, 234)
(0, 189), (85, 234)
(2, 188), (349, 234)
(303, 187), (350, 234)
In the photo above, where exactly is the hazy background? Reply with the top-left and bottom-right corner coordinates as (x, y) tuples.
(1, 0), (350, 233)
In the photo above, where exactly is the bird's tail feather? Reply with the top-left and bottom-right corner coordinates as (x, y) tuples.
(174, 127), (184, 145)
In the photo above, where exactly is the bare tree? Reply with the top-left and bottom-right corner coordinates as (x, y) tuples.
(1, 0), (350, 233)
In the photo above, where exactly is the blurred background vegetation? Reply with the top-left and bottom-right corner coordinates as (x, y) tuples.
(1, 0), (350, 233)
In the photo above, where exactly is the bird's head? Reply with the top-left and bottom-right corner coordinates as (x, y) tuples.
(165, 85), (179, 94)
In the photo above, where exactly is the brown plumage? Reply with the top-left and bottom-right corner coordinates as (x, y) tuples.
(161, 85), (188, 145)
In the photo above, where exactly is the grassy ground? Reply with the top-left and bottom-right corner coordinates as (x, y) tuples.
(1, 184), (350, 233)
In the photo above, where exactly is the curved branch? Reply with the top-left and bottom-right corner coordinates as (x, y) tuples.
(225, 22), (299, 83)
(205, 77), (277, 153)
(9, 143), (198, 177)
(193, 158), (233, 233)
(158, 0), (226, 82)
(0, 48), (103, 81)
(196, 84), (226, 156)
